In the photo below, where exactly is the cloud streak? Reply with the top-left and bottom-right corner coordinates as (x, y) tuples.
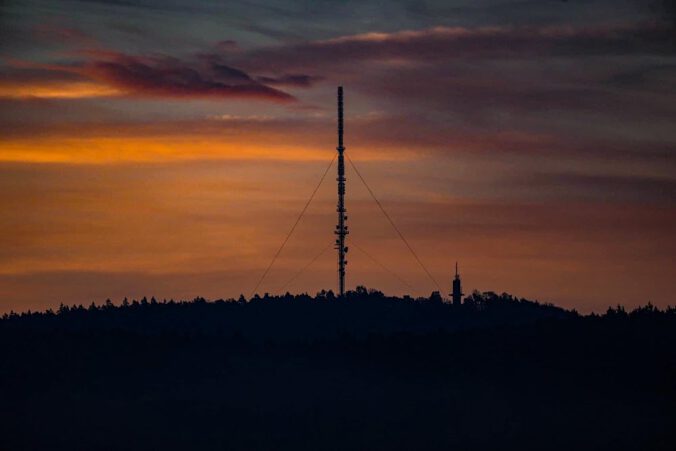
(1, 112), (673, 166)
(238, 22), (676, 71)
(0, 51), (310, 101)
(82, 53), (296, 100)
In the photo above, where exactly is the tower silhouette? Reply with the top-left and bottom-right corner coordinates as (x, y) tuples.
(451, 262), (463, 305)
(335, 87), (348, 297)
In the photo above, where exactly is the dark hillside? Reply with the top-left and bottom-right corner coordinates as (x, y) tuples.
(1, 290), (674, 451)
(0, 289), (572, 341)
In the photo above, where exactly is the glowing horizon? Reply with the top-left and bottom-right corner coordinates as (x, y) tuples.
(1, 1), (674, 314)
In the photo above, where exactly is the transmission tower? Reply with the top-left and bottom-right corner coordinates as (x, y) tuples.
(335, 86), (348, 297)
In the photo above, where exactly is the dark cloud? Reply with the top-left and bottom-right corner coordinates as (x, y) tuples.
(208, 62), (254, 83)
(0, 48), (325, 102)
(238, 22), (675, 72)
(352, 59), (676, 125)
(81, 53), (296, 101)
(255, 74), (323, 87)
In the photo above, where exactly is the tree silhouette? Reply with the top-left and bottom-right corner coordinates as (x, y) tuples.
(0, 290), (674, 451)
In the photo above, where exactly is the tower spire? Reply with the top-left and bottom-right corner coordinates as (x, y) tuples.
(451, 262), (463, 305)
(335, 86), (348, 297)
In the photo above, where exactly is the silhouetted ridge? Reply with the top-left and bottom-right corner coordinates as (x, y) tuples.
(1, 289), (674, 451)
(1, 288), (575, 341)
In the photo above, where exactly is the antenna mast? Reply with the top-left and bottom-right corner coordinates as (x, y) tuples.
(335, 86), (348, 297)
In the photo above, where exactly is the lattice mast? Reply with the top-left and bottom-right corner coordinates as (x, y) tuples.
(335, 86), (348, 297)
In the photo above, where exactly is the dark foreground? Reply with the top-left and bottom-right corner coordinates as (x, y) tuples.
(1, 290), (675, 450)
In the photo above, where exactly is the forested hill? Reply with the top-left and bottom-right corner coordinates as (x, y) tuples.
(2, 289), (675, 451)
(0, 288), (577, 340)
(0, 288), (676, 451)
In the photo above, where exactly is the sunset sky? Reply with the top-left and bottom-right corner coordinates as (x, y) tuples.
(1, 0), (674, 313)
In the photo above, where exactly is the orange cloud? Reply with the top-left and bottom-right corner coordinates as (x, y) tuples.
(1, 51), (301, 101)
(0, 115), (424, 164)
(0, 80), (122, 99)
(0, 137), (328, 164)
